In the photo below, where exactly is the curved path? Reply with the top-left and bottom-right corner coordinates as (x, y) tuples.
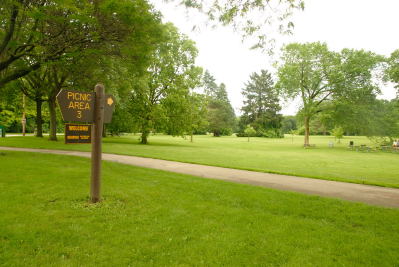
(1, 146), (399, 208)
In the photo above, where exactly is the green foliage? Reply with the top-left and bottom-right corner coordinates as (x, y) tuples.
(128, 23), (202, 144)
(0, 109), (15, 129)
(244, 125), (256, 136)
(364, 99), (399, 138)
(331, 126), (344, 143)
(243, 125), (256, 141)
(106, 104), (137, 136)
(202, 71), (236, 136)
(386, 49), (399, 95)
(331, 98), (399, 138)
(277, 42), (383, 145)
(174, 0), (305, 50)
(281, 116), (297, 134)
(0, 0), (160, 87)
(239, 70), (283, 137)
(186, 93), (209, 136)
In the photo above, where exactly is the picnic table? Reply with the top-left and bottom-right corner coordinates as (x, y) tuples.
(354, 145), (372, 152)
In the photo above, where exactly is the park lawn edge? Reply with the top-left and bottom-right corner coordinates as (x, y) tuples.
(0, 144), (397, 189)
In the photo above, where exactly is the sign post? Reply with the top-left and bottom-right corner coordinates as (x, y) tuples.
(57, 84), (115, 203)
(90, 84), (105, 203)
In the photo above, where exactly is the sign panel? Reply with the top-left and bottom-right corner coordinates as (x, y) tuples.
(104, 94), (116, 123)
(57, 89), (94, 122)
(65, 123), (92, 144)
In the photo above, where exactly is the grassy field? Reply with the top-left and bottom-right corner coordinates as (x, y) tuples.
(1, 134), (398, 188)
(1, 151), (399, 266)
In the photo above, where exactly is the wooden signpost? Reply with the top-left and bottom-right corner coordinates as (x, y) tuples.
(57, 84), (115, 203)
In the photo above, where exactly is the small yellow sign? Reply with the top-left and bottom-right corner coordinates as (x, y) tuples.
(107, 97), (114, 106)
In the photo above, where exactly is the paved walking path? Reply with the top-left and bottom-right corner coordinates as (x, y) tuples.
(1, 146), (399, 208)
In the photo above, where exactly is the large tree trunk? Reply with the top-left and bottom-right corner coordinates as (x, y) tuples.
(35, 99), (43, 137)
(48, 97), (57, 141)
(304, 116), (310, 146)
(141, 130), (149, 144)
(140, 119), (150, 144)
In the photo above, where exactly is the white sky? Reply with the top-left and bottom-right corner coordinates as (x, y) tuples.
(151, 0), (399, 115)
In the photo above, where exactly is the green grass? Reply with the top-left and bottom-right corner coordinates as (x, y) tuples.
(1, 151), (399, 266)
(1, 134), (399, 188)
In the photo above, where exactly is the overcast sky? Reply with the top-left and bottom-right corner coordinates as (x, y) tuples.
(151, 0), (399, 115)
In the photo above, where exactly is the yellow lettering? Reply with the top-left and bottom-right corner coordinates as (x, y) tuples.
(85, 103), (90, 110)
(66, 92), (92, 101)
(68, 125), (89, 131)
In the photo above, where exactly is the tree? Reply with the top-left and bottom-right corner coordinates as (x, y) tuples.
(0, 0), (158, 88)
(277, 43), (336, 146)
(281, 116), (297, 134)
(203, 74), (236, 136)
(239, 70), (282, 137)
(244, 125), (256, 142)
(277, 42), (382, 146)
(364, 99), (399, 140)
(331, 126), (344, 143)
(17, 71), (49, 137)
(129, 23), (202, 144)
(1, 0), (95, 87)
(386, 49), (399, 95)
(0, 87), (33, 133)
(185, 92), (208, 142)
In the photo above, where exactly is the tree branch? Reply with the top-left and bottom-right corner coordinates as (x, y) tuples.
(0, 62), (41, 88)
(0, 4), (19, 55)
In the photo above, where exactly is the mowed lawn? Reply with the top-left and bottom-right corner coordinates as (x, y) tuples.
(1, 134), (399, 188)
(0, 151), (399, 266)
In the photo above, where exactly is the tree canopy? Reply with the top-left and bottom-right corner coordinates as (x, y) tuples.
(239, 69), (282, 137)
(386, 49), (399, 95)
(129, 23), (202, 144)
(203, 71), (236, 136)
(0, 0), (160, 88)
(277, 42), (383, 146)
(175, 0), (305, 49)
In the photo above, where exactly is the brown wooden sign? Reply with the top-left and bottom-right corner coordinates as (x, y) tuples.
(104, 94), (116, 123)
(57, 90), (94, 122)
(65, 123), (91, 144)
(57, 85), (115, 203)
